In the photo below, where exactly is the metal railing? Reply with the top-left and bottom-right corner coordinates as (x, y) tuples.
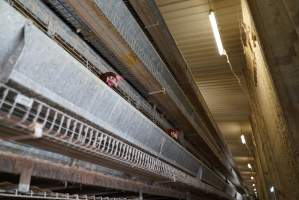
(0, 189), (129, 200)
(0, 84), (182, 180)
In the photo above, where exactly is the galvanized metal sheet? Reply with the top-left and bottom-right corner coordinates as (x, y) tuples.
(0, 1), (200, 175)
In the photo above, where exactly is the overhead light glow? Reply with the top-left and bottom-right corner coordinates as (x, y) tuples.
(240, 134), (246, 144)
(209, 10), (225, 55)
(254, 188), (256, 191)
(253, 184), (255, 187)
(248, 163), (252, 169)
(251, 176), (254, 180)
(270, 186), (275, 193)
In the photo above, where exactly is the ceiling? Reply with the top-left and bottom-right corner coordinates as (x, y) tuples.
(156, 0), (255, 192)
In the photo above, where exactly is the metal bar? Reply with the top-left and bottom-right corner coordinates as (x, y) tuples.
(0, 189), (129, 200)
(18, 166), (33, 193)
(0, 149), (186, 199)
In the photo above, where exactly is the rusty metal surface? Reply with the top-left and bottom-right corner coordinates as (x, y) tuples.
(0, 141), (125, 177)
(0, 150), (185, 198)
(0, 141), (237, 199)
(0, 189), (129, 200)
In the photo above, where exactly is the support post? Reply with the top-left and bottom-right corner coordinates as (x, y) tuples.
(139, 191), (143, 200)
(18, 165), (33, 193)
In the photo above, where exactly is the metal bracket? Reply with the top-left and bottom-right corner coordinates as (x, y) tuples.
(148, 88), (166, 95)
(144, 21), (159, 29)
(47, 21), (56, 37)
(159, 138), (166, 155)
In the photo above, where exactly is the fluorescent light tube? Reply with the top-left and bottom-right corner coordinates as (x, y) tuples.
(248, 163), (252, 169)
(241, 134), (246, 144)
(209, 10), (225, 55)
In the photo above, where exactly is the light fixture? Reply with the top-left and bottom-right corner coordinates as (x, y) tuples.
(253, 184), (255, 187)
(270, 186), (275, 193)
(209, 10), (225, 55)
(254, 188), (256, 191)
(247, 163), (252, 169)
(251, 176), (254, 180)
(240, 134), (246, 144)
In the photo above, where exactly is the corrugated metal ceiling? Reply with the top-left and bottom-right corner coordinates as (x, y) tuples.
(156, 0), (254, 190)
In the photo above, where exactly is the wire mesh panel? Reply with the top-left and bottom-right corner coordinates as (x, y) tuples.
(0, 84), (177, 179)
(10, 0), (171, 133)
(0, 3), (201, 175)
(0, 189), (129, 200)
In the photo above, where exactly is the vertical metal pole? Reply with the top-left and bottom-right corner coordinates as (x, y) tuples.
(18, 165), (33, 192)
(139, 191), (143, 200)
